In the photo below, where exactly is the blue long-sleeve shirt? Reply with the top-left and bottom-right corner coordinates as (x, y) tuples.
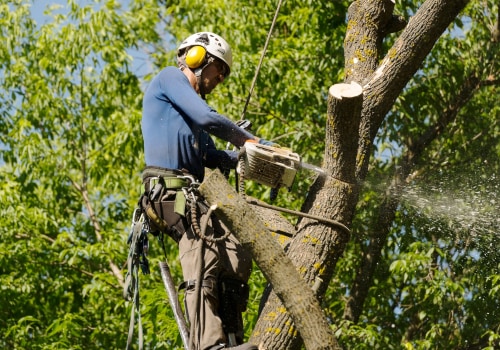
(141, 66), (254, 181)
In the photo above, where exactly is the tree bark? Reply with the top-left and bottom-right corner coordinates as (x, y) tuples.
(198, 170), (341, 350)
(250, 202), (296, 246)
(251, 82), (363, 350)
(344, 0), (400, 86)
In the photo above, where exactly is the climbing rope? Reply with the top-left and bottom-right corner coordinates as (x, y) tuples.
(124, 209), (148, 350)
(188, 190), (231, 243)
(237, 155), (247, 199)
(241, 0), (285, 119)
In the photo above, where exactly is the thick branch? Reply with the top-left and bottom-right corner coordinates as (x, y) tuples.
(364, 0), (471, 132)
(325, 82), (364, 180)
(199, 170), (341, 350)
(354, 0), (471, 180)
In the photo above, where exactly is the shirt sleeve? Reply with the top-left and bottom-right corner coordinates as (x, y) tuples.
(205, 136), (238, 170)
(158, 67), (255, 148)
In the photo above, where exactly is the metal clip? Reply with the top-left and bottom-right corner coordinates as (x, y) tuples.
(128, 208), (144, 245)
(150, 182), (163, 201)
(178, 174), (200, 188)
(131, 207), (143, 225)
(149, 176), (160, 190)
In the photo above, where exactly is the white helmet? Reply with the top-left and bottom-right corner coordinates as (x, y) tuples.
(177, 32), (232, 76)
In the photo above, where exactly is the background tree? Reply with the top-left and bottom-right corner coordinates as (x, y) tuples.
(0, 1), (151, 348)
(0, 0), (498, 349)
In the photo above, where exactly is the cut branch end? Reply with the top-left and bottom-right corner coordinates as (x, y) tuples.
(328, 81), (363, 100)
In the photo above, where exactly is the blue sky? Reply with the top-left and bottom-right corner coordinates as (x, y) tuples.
(29, 0), (153, 79)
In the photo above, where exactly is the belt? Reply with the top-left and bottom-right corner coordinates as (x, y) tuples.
(142, 167), (190, 192)
(160, 177), (187, 189)
(142, 176), (188, 194)
(142, 166), (183, 179)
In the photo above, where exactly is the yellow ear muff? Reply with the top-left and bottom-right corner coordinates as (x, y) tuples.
(185, 46), (207, 69)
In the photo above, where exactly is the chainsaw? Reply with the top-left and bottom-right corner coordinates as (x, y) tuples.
(238, 141), (325, 190)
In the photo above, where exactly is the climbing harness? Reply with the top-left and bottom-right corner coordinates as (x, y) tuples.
(124, 171), (198, 350)
(124, 168), (249, 350)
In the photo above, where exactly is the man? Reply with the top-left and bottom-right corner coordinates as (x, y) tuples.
(141, 32), (269, 350)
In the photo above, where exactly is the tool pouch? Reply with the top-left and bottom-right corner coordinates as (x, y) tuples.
(140, 167), (189, 242)
(218, 278), (249, 337)
(142, 188), (187, 242)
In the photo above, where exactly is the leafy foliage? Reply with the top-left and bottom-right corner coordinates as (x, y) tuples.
(0, 0), (498, 349)
(1, 1), (145, 348)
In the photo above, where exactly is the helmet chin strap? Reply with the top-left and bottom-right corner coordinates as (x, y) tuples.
(179, 53), (215, 100)
(179, 65), (206, 100)
(197, 75), (206, 100)
(193, 56), (214, 100)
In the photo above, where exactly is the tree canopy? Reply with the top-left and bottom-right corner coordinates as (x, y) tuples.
(0, 0), (498, 349)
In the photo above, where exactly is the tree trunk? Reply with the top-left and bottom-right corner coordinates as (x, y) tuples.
(251, 82), (363, 350)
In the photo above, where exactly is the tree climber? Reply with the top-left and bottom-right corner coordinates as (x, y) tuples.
(140, 32), (273, 350)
